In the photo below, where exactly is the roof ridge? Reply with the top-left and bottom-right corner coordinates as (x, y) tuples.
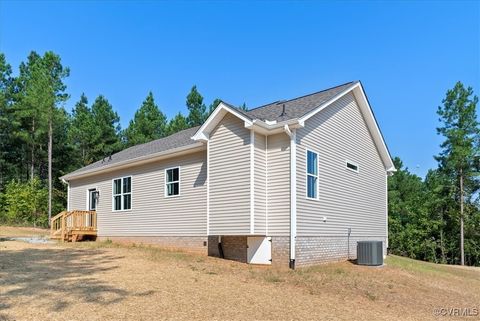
(247, 81), (357, 112)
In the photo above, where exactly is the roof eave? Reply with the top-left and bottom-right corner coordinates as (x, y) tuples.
(247, 118), (304, 135)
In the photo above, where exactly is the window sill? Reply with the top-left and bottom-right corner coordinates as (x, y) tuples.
(165, 195), (181, 199)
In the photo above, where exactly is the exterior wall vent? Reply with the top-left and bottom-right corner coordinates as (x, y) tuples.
(357, 241), (383, 266)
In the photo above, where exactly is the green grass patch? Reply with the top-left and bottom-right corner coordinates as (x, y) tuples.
(386, 255), (479, 280)
(264, 273), (284, 283)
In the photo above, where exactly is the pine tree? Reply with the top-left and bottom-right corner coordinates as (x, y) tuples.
(186, 85), (206, 126)
(124, 92), (167, 146)
(91, 95), (121, 160)
(11, 51), (69, 223)
(423, 169), (453, 264)
(0, 53), (15, 188)
(166, 112), (189, 135)
(435, 82), (479, 265)
(208, 98), (222, 116)
(69, 94), (96, 166)
(238, 102), (248, 111)
(14, 51), (44, 181)
(38, 52), (69, 223)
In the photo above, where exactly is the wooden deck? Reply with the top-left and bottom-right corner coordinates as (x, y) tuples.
(50, 210), (97, 242)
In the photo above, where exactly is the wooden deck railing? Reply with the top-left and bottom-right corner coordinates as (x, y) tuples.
(50, 210), (97, 241)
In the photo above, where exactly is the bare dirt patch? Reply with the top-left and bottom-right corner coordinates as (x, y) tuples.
(0, 235), (478, 321)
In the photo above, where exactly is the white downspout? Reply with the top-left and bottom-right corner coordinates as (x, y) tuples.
(284, 125), (297, 269)
(62, 178), (70, 211)
(250, 129), (255, 234)
(207, 139), (210, 236)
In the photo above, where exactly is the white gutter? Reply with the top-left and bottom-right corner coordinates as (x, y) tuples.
(61, 143), (205, 181)
(284, 124), (297, 269)
(247, 118), (303, 136)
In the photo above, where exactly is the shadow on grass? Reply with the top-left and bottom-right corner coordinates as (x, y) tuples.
(0, 246), (132, 313)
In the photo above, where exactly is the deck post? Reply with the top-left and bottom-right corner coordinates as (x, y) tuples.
(61, 214), (65, 242)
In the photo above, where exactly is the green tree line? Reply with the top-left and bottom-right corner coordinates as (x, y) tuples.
(389, 82), (480, 266)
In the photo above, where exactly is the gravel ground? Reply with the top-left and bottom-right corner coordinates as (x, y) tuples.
(0, 230), (479, 321)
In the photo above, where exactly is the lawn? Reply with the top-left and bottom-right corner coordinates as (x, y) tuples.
(0, 225), (49, 237)
(0, 226), (478, 321)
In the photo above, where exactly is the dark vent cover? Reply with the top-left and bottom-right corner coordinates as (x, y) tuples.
(357, 241), (383, 266)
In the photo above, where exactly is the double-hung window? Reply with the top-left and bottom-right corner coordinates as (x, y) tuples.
(306, 150), (318, 199)
(113, 176), (132, 211)
(165, 167), (180, 197)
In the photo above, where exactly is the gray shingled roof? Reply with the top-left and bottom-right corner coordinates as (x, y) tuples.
(65, 82), (357, 179)
(244, 81), (356, 122)
(64, 126), (200, 178)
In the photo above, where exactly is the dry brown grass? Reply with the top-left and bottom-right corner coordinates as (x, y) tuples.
(0, 228), (478, 321)
(0, 225), (49, 237)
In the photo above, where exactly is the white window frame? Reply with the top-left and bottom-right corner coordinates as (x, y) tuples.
(165, 166), (181, 198)
(306, 149), (319, 200)
(112, 176), (132, 211)
(345, 160), (359, 173)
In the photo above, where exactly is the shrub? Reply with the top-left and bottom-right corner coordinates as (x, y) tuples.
(2, 177), (48, 226)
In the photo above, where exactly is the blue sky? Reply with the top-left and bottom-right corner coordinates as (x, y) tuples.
(1, 1), (479, 178)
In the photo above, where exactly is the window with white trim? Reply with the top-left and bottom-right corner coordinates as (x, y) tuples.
(306, 150), (318, 199)
(165, 167), (180, 197)
(113, 176), (131, 211)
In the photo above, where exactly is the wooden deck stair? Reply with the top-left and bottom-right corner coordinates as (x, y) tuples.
(50, 210), (97, 242)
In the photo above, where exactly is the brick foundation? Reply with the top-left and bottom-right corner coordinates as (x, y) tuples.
(269, 235), (387, 268)
(295, 236), (388, 267)
(271, 236), (290, 267)
(97, 236), (208, 254)
(207, 236), (247, 263)
(98, 234), (387, 268)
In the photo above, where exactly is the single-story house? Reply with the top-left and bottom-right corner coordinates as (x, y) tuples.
(59, 81), (395, 268)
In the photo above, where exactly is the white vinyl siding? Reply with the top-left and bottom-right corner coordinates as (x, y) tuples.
(209, 113), (251, 235)
(296, 92), (387, 237)
(266, 133), (291, 236)
(69, 151), (207, 236)
(254, 132), (267, 234)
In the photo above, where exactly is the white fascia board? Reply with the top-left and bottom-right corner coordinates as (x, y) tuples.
(248, 119), (304, 136)
(192, 102), (253, 141)
(351, 84), (396, 173)
(62, 143), (205, 181)
(299, 82), (396, 173)
(298, 83), (358, 123)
